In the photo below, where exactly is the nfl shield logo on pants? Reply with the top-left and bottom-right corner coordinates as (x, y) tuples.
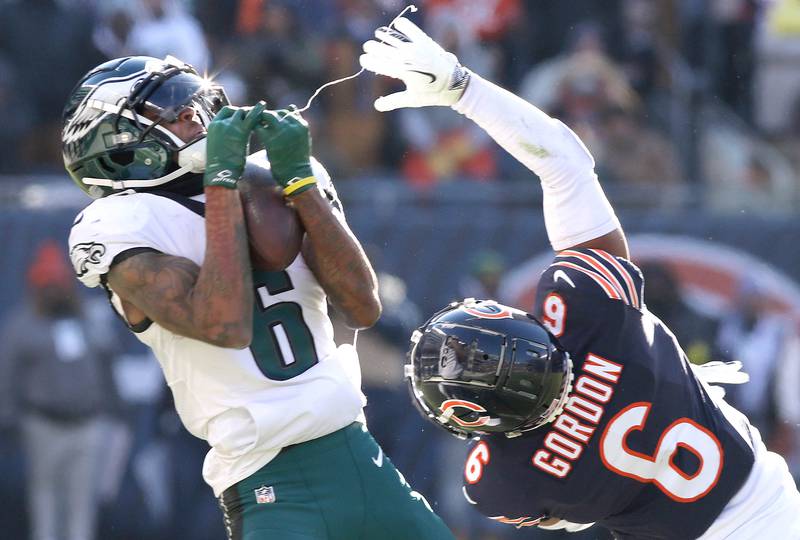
(254, 485), (276, 504)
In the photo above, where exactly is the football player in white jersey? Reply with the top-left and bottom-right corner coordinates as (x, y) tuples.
(64, 56), (454, 540)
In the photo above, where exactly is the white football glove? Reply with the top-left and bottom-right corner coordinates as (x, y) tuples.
(359, 17), (471, 112)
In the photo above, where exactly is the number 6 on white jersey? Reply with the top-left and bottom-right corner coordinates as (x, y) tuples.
(599, 402), (723, 502)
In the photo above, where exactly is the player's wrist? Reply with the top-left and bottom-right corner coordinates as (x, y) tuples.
(274, 161), (314, 195)
(447, 65), (472, 108)
(282, 175), (317, 197)
(204, 167), (241, 189)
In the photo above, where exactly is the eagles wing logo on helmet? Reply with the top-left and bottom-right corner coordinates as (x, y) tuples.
(70, 242), (107, 277)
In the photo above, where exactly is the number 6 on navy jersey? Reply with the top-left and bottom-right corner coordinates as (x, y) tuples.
(599, 402), (723, 502)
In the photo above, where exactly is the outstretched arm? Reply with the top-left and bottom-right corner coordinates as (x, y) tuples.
(360, 18), (628, 259)
(451, 73), (628, 258)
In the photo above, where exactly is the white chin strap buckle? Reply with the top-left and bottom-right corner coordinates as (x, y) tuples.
(178, 137), (207, 173)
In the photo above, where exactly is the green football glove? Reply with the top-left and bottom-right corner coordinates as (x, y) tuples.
(204, 101), (266, 189)
(256, 108), (316, 197)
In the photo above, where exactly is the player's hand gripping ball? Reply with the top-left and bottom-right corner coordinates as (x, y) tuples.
(255, 108), (317, 197)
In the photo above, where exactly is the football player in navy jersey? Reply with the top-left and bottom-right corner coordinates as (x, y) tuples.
(360, 17), (800, 540)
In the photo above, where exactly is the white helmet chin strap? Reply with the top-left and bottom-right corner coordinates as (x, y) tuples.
(177, 137), (206, 172)
(83, 163), (195, 193)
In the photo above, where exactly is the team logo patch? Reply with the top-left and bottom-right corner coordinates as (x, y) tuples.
(440, 399), (490, 427)
(462, 302), (514, 320)
(70, 242), (107, 277)
(254, 485), (276, 504)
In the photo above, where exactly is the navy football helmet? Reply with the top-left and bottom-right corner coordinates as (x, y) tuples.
(406, 299), (573, 439)
(62, 55), (229, 198)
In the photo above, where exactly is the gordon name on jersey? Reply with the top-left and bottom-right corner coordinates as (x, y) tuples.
(68, 156), (365, 497)
(463, 249), (755, 540)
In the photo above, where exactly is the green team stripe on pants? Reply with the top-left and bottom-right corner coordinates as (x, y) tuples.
(219, 422), (455, 540)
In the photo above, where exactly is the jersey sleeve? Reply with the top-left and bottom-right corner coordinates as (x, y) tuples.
(68, 194), (167, 288)
(462, 438), (547, 529)
(534, 248), (644, 351)
(310, 157), (345, 220)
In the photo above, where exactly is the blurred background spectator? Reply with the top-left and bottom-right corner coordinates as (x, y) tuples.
(2, 1), (800, 539)
(0, 241), (123, 540)
(127, 0), (210, 71)
(716, 278), (791, 441)
(639, 261), (718, 366)
(0, 0), (796, 209)
(458, 250), (509, 304)
(0, 0), (102, 174)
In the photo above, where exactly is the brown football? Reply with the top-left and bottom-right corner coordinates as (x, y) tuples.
(239, 159), (303, 271)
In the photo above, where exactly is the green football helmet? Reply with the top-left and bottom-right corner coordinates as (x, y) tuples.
(62, 55), (229, 198)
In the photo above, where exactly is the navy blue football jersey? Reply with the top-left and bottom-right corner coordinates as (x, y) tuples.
(463, 249), (755, 540)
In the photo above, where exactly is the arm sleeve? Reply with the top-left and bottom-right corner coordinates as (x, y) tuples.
(452, 73), (620, 250)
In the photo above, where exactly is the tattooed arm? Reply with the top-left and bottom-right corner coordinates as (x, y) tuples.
(292, 189), (381, 330)
(107, 187), (254, 348)
(254, 109), (380, 329)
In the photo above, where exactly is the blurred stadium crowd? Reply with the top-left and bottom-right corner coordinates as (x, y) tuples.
(2, 0), (800, 206)
(3, 0), (800, 539)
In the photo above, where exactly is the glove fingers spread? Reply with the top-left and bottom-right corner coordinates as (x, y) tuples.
(362, 39), (404, 62)
(359, 52), (404, 79)
(374, 26), (411, 49)
(374, 92), (413, 112)
(393, 17), (432, 46)
(361, 16), (467, 112)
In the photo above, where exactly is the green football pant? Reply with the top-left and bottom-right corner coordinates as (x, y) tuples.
(218, 422), (455, 540)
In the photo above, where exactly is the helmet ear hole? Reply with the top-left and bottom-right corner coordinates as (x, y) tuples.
(109, 150), (135, 166)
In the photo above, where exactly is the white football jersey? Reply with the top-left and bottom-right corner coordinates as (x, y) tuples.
(68, 156), (365, 496)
